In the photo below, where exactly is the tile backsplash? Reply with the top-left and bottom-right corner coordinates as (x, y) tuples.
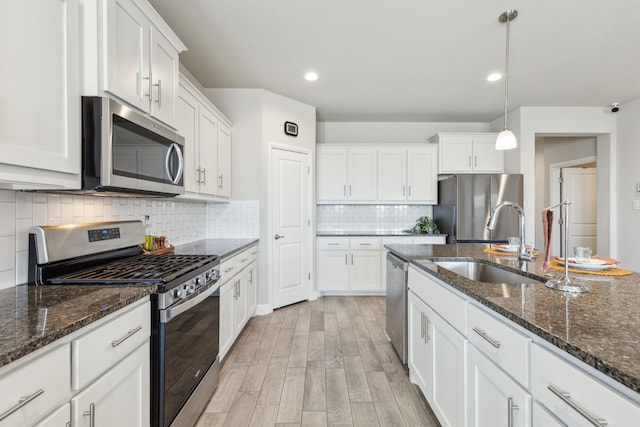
(0, 190), (260, 289)
(316, 204), (433, 232)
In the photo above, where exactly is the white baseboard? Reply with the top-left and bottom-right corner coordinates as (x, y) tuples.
(255, 304), (273, 316)
(309, 290), (319, 301)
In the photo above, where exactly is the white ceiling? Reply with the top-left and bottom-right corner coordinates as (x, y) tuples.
(149, 0), (640, 122)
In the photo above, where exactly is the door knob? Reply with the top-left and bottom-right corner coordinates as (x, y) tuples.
(274, 234), (285, 240)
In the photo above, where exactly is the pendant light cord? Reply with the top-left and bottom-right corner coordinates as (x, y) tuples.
(503, 12), (511, 130)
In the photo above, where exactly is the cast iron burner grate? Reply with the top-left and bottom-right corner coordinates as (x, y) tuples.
(49, 254), (218, 284)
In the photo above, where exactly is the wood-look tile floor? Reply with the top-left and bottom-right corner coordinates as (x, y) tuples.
(196, 296), (438, 427)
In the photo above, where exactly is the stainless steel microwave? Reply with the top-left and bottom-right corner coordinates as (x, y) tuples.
(80, 97), (185, 197)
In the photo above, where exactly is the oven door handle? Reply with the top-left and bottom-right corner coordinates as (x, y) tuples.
(160, 281), (219, 323)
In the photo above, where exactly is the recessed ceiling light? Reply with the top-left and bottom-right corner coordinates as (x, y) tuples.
(304, 71), (319, 82)
(486, 72), (503, 82)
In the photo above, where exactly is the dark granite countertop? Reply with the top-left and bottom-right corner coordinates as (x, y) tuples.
(386, 243), (640, 395)
(174, 238), (259, 259)
(317, 230), (446, 237)
(0, 284), (156, 368)
(0, 238), (258, 370)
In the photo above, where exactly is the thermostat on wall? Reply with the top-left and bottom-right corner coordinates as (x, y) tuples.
(284, 121), (298, 137)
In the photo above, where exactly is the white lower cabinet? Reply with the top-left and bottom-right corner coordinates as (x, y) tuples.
(532, 401), (565, 427)
(531, 343), (640, 426)
(0, 344), (70, 427)
(407, 271), (467, 427)
(317, 237), (382, 293)
(219, 244), (258, 360)
(0, 299), (150, 427)
(35, 403), (70, 427)
(72, 341), (150, 427)
(467, 344), (531, 427)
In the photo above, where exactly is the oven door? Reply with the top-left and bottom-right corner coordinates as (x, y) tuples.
(157, 282), (219, 427)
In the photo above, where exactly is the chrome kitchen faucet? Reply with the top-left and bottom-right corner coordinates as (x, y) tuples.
(486, 201), (536, 262)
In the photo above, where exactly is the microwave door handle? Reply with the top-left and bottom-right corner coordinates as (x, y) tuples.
(165, 143), (184, 185)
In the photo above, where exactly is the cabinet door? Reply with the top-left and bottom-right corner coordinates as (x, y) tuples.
(317, 250), (349, 291)
(439, 135), (473, 173)
(105, 0), (149, 112)
(467, 345), (531, 427)
(217, 124), (232, 198)
(472, 135), (503, 172)
(219, 281), (234, 360)
(532, 401), (565, 427)
(348, 149), (377, 201)
(377, 149), (406, 201)
(430, 308), (467, 427)
(149, 26), (179, 127)
(317, 147), (348, 202)
(408, 291), (430, 396)
(0, 0), (81, 188)
(198, 107), (219, 196)
(246, 261), (257, 317)
(176, 85), (199, 193)
(233, 276), (248, 334)
(35, 403), (70, 427)
(72, 341), (150, 427)
(349, 250), (381, 291)
(407, 147), (438, 203)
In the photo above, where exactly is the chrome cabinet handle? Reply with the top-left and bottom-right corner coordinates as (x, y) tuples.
(424, 315), (430, 343)
(420, 312), (424, 339)
(472, 327), (501, 348)
(343, 185), (346, 196)
(547, 385), (607, 426)
(196, 168), (202, 184)
(403, 185), (406, 196)
(224, 266), (235, 273)
(507, 397), (519, 427)
(83, 403), (96, 427)
(345, 254), (348, 265)
(351, 254), (354, 264)
(474, 155), (478, 167)
(201, 168), (206, 184)
(468, 156), (472, 167)
(111, 325), (143, 347)
(144, 74), (152, 100)
(274, 234), (285, 240)
(408, 185), (412, 197)
(0, 388), (44, 421)
(218, 174), (223, 189)
(349, 185), (352, 196)
(154, 79), (162, 106)
(327, 243), (340, 246)
(249, 270), (253, 284)
(359, 243), (371, 246)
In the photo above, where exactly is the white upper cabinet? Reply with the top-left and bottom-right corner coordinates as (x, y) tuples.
(318, 145), (437, 204)
(85, 0), (186, 128)
(433, 133), (503, 173)
(0, 0), (82, 189)
(176, 75), (233, 201)
(317, 146), (376, 203)
(377, 146), (438, 204)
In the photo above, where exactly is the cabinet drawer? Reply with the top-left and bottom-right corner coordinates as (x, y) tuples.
(467, 302), (530, 388)
(531, 343), (640, 426)
(408, 266), (466, 334)
(72, 300), (150, 390)
(235, 249), (253, 270)
(0, 344), (70, 427)
(317, 238), (349, 250)
(349, 238), (380, 250)
(220, 256), (238, 282)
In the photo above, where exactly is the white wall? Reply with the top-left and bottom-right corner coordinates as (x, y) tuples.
(317, 121), (490, 145)
(616, 97), (640, 271)
(205, 88), (317, 308)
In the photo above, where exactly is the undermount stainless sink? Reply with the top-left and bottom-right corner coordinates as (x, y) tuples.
(434, 261), (543, 285)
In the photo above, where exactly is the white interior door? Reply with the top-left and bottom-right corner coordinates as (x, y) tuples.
(272, 148), (310, 309)
(564, 167), (597, 254)
(552, 167), (597, 256)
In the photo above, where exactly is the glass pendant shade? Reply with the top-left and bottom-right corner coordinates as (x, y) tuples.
(496, 129), (517, 150)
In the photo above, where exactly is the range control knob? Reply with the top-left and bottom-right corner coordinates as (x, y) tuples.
(176, 288), (189, 299)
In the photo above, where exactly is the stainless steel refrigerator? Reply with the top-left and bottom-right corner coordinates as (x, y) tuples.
(433, 174), (523, 243)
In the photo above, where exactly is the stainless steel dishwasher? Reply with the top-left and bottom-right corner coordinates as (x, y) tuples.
(386, 252), (409, 365)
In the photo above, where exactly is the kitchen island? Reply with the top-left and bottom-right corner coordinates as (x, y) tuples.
(386, 243), (640, 394)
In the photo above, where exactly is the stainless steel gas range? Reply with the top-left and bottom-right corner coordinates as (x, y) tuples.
(28, 221), (221, 427)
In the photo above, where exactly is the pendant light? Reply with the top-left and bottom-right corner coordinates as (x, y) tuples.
(496, 10), (518, 150)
